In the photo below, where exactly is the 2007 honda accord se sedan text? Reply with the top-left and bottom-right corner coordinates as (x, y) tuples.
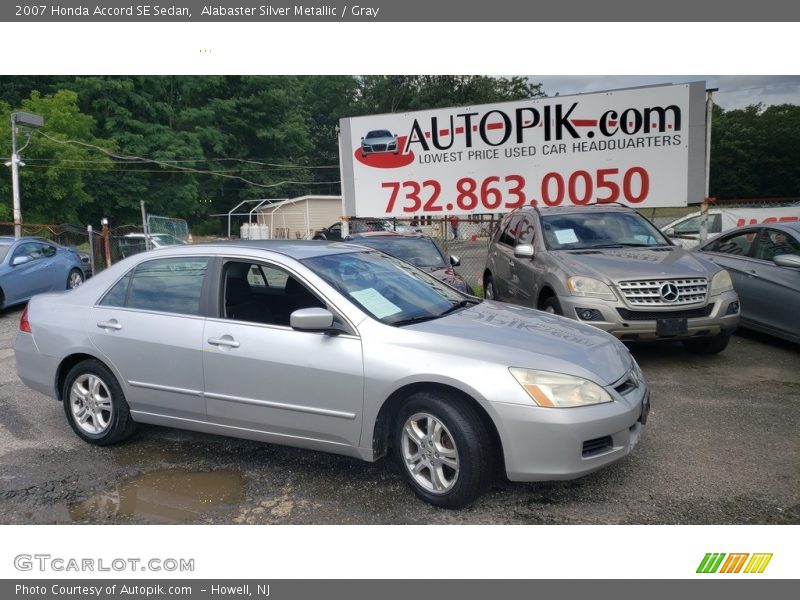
(15, 241), (650, 508)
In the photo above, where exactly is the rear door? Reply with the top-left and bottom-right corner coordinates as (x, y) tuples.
(699, 228), (761, 315)
(88, 256), (210, 421)
(202, 258), (364, 448)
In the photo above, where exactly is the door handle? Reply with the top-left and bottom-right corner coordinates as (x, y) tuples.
(508, 260), (515, 268)
(208, 336), (240, 348)
(745, 269), (759, 277)
(97, 320), (122, 331)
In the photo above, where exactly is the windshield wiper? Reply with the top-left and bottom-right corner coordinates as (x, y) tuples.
(390, 314), (443, 327)
(591, 242), (652, 248)
(438, 298), (481, 316)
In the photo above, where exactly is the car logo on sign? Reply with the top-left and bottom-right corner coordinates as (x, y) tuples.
(659, 282), (679, 303)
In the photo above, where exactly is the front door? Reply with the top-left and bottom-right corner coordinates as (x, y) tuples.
(202, 259), (364, 448)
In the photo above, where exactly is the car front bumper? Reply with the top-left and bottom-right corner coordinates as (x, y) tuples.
(495, 382), (648, 482)
(557, 290), (740, 341)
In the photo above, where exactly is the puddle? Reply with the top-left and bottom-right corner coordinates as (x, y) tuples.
(68, 469), (245, 523)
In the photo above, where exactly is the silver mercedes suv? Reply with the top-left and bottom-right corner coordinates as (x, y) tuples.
(484, 205), (740, 354)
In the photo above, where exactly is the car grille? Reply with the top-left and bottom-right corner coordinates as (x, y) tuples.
(372, 144), (387, 152)
(618, 278), (707, 306)
(616, 304), (714, 321)
(582, 436), (613, 458)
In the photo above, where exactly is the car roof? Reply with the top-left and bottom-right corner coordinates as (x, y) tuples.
(531, 204), (636, 216)
(705, 221), (800, 237)
(181, 239), (369, 260)
(348, 231), (429, 240)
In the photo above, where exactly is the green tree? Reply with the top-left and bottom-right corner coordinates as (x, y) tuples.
(0, 89), (114, 224)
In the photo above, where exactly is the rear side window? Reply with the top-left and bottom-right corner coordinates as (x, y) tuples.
(100, 257), (209, 316)
(703, 230), (758, 256)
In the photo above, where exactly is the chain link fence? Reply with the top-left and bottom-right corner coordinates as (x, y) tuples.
(0, 222), (102, 277)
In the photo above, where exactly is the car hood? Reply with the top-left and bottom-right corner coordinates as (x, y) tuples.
(553, 246), (715, 282)
(407, 300), (632, 385)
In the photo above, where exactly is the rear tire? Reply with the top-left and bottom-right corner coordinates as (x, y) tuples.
(683, 330), (732, 355)
(484, 274), (496, 300)
(394, 392), (493, 508)
(67, 268), (84, 289)
(62, 359), (135, 446)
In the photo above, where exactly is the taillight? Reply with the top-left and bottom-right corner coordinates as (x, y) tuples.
(20, 306), (31, 333)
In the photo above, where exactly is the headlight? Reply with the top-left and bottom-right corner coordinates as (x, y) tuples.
(710, 270), (733, 296)
(566, 276), (616, 301)
(509, 368), (613, 408)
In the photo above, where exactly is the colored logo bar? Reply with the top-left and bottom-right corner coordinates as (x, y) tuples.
(697, 553), (773, 573)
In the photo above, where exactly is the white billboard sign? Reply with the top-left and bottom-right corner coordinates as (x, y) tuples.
(339, 81), (706, 217)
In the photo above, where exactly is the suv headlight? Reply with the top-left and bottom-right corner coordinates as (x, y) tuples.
(509, 368), (613, 408)
(710, 270), (733, 296)
(566, 276), (616, 301)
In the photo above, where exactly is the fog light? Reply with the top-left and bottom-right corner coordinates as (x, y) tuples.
(576, 308), (604, 321)
(726, 301), (740, 315)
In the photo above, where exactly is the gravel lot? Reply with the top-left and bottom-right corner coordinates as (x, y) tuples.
(0, 303), (797, 525)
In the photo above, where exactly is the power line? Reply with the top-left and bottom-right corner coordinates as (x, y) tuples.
(34, 130), (337, 189)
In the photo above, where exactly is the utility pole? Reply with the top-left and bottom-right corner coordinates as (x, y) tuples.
(6, 112), (43, 239)
(700, 88), (718, 243)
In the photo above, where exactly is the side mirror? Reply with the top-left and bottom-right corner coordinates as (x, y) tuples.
(449, 255), (461, 267)
(12, 256), (32, 267)
(290, 308), (336, 333)
(773, 254), (800, 269)
(665, 228), (676, 237)
(514, 244), (534, 259)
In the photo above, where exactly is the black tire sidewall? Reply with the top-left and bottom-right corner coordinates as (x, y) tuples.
(484, 275), (495, 299)
(62, 360), (132, 445)
(394, 393), (491, 508)
(543, 296), (563, 315)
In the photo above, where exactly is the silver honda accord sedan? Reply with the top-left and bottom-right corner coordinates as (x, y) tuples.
(15, 241), (650, 508)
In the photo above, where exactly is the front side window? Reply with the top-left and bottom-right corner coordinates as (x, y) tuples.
(99, 257), (209, 316)
(754, 228), (800, 261)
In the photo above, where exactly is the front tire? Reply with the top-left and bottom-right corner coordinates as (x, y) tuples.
(541, 295), (563, 315)
(394, 392), (493, 508)
(683, 330), (732, 355)
(67, 268), (84, 289)
(62, 359), (135, 445)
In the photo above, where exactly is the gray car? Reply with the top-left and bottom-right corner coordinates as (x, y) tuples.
(695, 222), (800, 343)
(484, 205), (740, 354)
(15, 241), (649, 508)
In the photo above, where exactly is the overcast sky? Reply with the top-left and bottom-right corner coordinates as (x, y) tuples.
(534, 76), (800, 110)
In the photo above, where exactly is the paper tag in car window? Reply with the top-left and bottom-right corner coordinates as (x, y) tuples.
(554, 229), (579, 244)
(350, 288), (402, 318)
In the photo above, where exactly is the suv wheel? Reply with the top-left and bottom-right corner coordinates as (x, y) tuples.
(541, 296), (563, 316)
(683, 330), (732, 355)
(484, 275), (496, 300)
(395, 392), (493, 508)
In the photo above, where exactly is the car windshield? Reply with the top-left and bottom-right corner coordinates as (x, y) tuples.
(351, 237), (447, 268)
(0, 243), (11, 262)
(366, 130), (392, 138)
(541, 211), (669, 250)
(303, 251), (471, 326)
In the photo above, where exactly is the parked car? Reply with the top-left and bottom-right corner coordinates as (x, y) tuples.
(15, 240), (649, 508)
(0, 236), (84, 310)
(347, 231), (474, 293)
(662, 204), (800, 248)
(484, 205), (740, 354)
(695, 222), (800, 343)
(360, 129), (399, 156)
(312, 220), (388, 241)
(123, 232), (188, 248)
